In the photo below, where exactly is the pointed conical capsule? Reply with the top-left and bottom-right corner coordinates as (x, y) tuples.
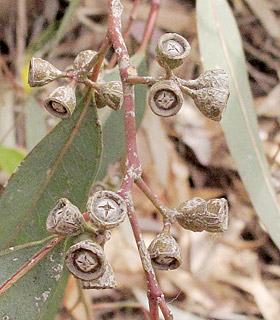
(182, 69), (230, 121)
(176, 197), (228, 232)
(73, 50), (98, 79)
(155, 33), (190, 70)
(206, 198), (228, 232)
(73, 50), (98, 71)
(148, 230), (182, 270)
(95, 81), (123, 111)
(46, 198), (86, 236)
(81, 262), (116, 289)
(65, 240), (107, 281)
(147, 80), (183, 117)
(44, 85), (76, 119)
(28, 57), (63, 87)
(87, 191), (127, 230)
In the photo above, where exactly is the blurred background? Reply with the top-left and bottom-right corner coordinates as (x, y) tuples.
(1, 0), (280, 319)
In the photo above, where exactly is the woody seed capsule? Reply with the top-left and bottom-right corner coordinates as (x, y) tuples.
(73, 50), (98, 79)
(155, 33), (190, 70)
(44, 85), (76, 119)
(28, 57), (64, 87)
(46, 198), (86, 236)
(148, 230), (182, 270)
(87, 190), (127, 230)
(182, 69), (230, 121)
(148, 80), (183, 117)
(176, 197), (228, 232)
(65, 240), (116, 289)
(95, 81), (123, 110)
(66, 240), (106, 281)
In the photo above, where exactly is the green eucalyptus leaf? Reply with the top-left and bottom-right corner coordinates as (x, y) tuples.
(0, 91), (102, 319)
(46, 0), (81, 58)
(0, 145), (25, 175)
(97, 53), (148, 179)
(25, 95), (47, 152)
(197, 0), (280, 247)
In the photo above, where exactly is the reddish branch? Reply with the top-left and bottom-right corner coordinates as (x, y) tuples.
(108, 0), (141, 193)
(108, 0), (142, 69)
(90, 36), (112, 82)
(139, 0), (161, 53)
(107, 1), (172, 319)
(126, 198), (173, 320)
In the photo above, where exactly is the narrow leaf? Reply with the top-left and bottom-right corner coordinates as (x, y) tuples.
(27, 0), (80, 57)
(0, 145), (25, 175)
(46, 0), (81, 58)
(0, 91), (102, 319)
(25, 96), (47, 151)
(196, 0), (280, 247)
(97, 54), (148, 179)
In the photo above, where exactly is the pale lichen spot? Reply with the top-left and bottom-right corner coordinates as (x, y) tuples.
(35, 302), (40, 312)
(42, 290), (51, 302)
(127, 111), (135, 117)
(116, 48), (122, 55)
(51, 263), (63, 281)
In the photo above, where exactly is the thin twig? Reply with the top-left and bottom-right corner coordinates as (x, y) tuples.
(108, 0), (142, 69)
(139, 0), (161, 53)
(90, 36), (112, 82)
(107, 1), (173, 319)
(16, 0), (27, 80)
(125, 75), (158, 85)
(135, 177), (174, 222)
(108, 0), (141, 193)
(125, 195), (166, 320)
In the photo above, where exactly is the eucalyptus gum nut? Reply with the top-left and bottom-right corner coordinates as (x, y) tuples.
(148, 231), (182, 270)
(148, 80), (183, 117)
(28, 57), (63, 87)
(44, 85), (76, 119)
(46, 198), (86, 236)
(95, 92), (107, 109)
(155, 33), (191, 70)
(95, 81), (123, 110)
(206, 198), (228, 232)
(81, 262), (116, 289)
(176, 197), (229, 232)
(87, 190), (127, 230)
(183, 69), (230, 121)
(65, 240), (106, 281)
(73, 50), (98, 70)
(73, 50), (98, 79)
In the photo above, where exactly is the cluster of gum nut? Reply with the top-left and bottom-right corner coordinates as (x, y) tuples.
(46, 191), (228, 289)
(28, 33), (230, 121)
(29, 33), (230, 289)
